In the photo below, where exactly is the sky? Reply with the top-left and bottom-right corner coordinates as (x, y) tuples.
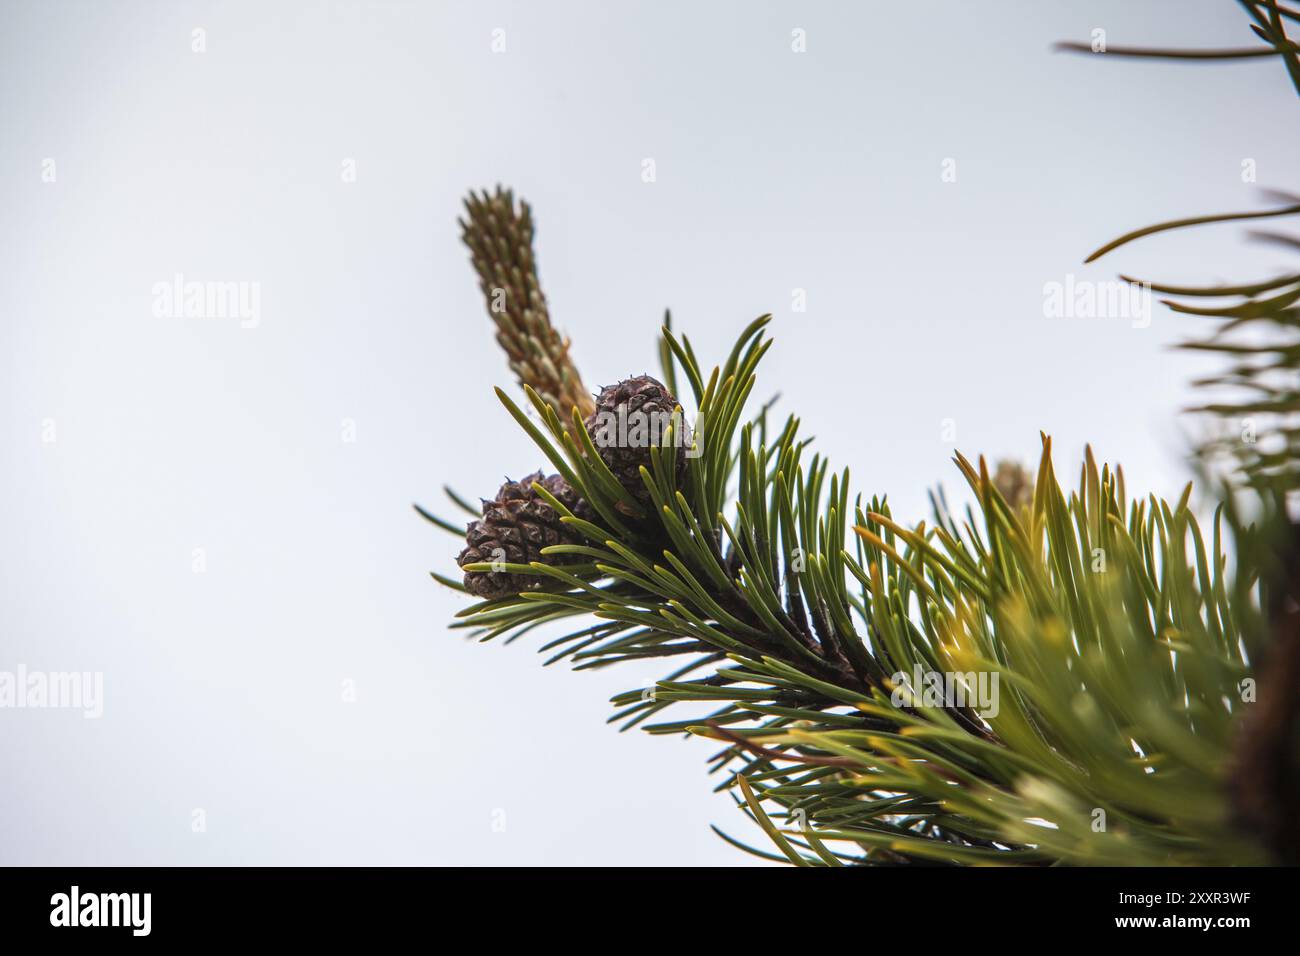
(1, 0), (1297, 865)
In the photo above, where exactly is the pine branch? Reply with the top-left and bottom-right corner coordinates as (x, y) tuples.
(428, 5), (1300, 865)
(1063, 2), (1300, 862)
(434, 310), (1266, 865)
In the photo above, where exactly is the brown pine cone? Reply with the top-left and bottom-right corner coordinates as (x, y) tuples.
(457, 471), (595, 598)
(583, 375), (688, 512)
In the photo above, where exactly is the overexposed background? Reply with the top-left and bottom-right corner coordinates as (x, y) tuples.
(2, 0), (1297, 864)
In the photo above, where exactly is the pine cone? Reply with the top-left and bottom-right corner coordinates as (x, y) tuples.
(457, 471), (594, 598)
(583, 375), (687, 512)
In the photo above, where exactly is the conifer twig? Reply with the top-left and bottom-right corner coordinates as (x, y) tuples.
(459, 186), (596, 428)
